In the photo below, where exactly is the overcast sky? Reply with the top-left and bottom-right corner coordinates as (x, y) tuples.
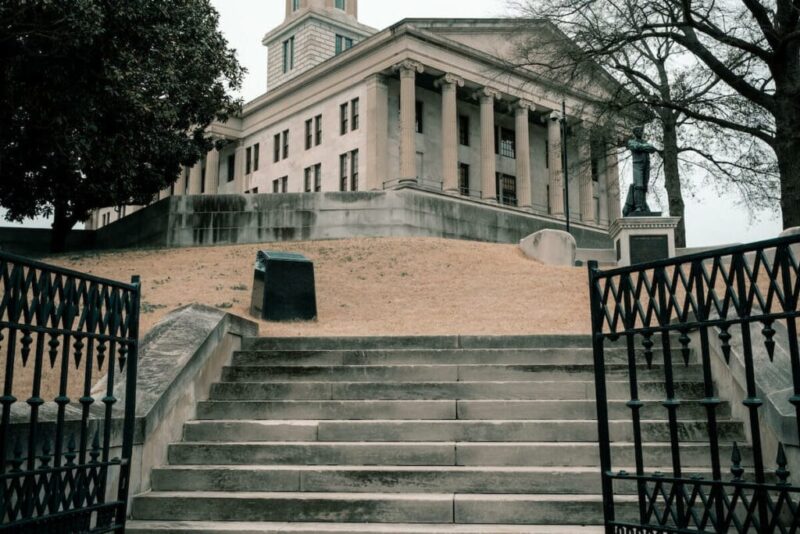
(3, 0), (783, 247)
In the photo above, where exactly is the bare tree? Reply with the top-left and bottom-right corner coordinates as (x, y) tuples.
(510, 0), (781, 245)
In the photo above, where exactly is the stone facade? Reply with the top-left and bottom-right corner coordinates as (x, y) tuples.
(89, 0), (623, 236)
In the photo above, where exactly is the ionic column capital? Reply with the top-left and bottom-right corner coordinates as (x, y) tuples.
(515, 99), (535, 112)
(393, 60), (425, 77)
(474, 87), (500, 102)
(435, 73), (465, 88)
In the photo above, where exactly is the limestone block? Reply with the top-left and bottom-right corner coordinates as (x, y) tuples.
(519, 229), (577, 266)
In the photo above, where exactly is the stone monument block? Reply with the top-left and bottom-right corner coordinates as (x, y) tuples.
(519, 229), (577, 266)
(610, 216), (681, 267)
(250, 251), (318, 322)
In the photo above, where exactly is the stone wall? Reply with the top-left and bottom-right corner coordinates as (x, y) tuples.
(159, 187), (612, 249)
(0, 188), (613, 255)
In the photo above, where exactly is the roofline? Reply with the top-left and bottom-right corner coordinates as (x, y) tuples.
(235, 18), (628, 122)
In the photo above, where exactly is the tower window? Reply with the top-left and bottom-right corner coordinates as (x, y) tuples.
(335, 35), (354, 55)
(282, 36), (295, 73)
(315, 115), (322, 145)
(335, 0), (346, 9)
(292, 0), (300, 11)
(305, 119), (313, 150)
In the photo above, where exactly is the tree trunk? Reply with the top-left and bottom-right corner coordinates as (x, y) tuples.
(775, 94), (800, 230)
(50, 202), (75, 253)
(660, 112), (687, 247)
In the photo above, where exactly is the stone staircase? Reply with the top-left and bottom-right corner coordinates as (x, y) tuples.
(127, 335), (746, 533)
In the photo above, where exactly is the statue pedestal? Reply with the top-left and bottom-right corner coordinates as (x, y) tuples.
(610, 216), (681, 267)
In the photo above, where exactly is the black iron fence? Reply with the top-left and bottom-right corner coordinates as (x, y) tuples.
(588, 233), (800, 533)
(0, 251), (140, 533)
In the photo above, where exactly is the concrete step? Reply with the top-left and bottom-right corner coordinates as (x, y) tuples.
(196, 400), (457, 421)
(149, 465), (721, 495)
(126, 521), (604, 533)
(209, 380), (706, 401)
(230, 348), (678, 367)
(150, 465), (602, 494)
(167, 441), (751, 468)
(194, 399), (727, 421)
(221, 364), (704, 383)
(184, 419), (744, 443)
(131, 491), (636, 524)
(242, 335), (594, 352)
(126, 522), (604, 533)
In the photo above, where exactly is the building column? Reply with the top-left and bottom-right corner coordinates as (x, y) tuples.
(547, 112), (564, 216)
(437, 73), (464, 194)
(606, 145), (621, 223)
(515, 100), (533, 210)
(578, 130), (595, 222)
(365, 74), (389, 190)
(234, 141), (246, 194)
(477, 87), (499, 202)
(205, 147), (220, 195)
(394, 60), (424, 181)
(158, 187), (170, 200)
(174, 168), (186, 196)
(188, 162), (203, 195)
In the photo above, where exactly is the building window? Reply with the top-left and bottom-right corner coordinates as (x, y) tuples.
(335, 0), (345, 9)
(339, 154), (348, 192)
(253, 143), (260, 171)
(274, 134), (281, 162)
(282, 176), (288, 192)
(415, 101), (423, 133)
(273, 179), (279, 193)
(351, 98), (359, 130)
(283, 36), (295, 73)
(496, 173), (517, 206)
(340, 102), (349, 134)
(306, 164), (322, 192)
(497, 127), (516, 159)
(547, 185), (551, 214)
(458, 115), (470, 146)
(201, 164), (206, 193)
(292, 0), (300, 11)
(315, 114), (322, 145)
(350, 149), (359, 191)
(591, 156), (600, 182)
(459, 163), (470, 196)
(335, 34), (354, 55)
(246, 147), (252, 174)
(305, 119), (313, 150)
(545, 140), (550, 169)
(227, 154), (235, 182)
(282, 129), (289, 159)
(185, 166), (190, 190)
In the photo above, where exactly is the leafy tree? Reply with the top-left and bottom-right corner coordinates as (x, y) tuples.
(511, 0), (781, 245)
(0, 0), (244, 251)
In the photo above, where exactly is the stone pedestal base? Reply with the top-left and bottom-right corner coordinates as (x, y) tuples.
(610, 216), (681, 267)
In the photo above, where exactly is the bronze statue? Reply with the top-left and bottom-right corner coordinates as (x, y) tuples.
(623, 126), (658, 216)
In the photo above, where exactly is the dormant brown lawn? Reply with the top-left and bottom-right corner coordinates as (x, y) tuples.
(46, 237), (592, 337)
